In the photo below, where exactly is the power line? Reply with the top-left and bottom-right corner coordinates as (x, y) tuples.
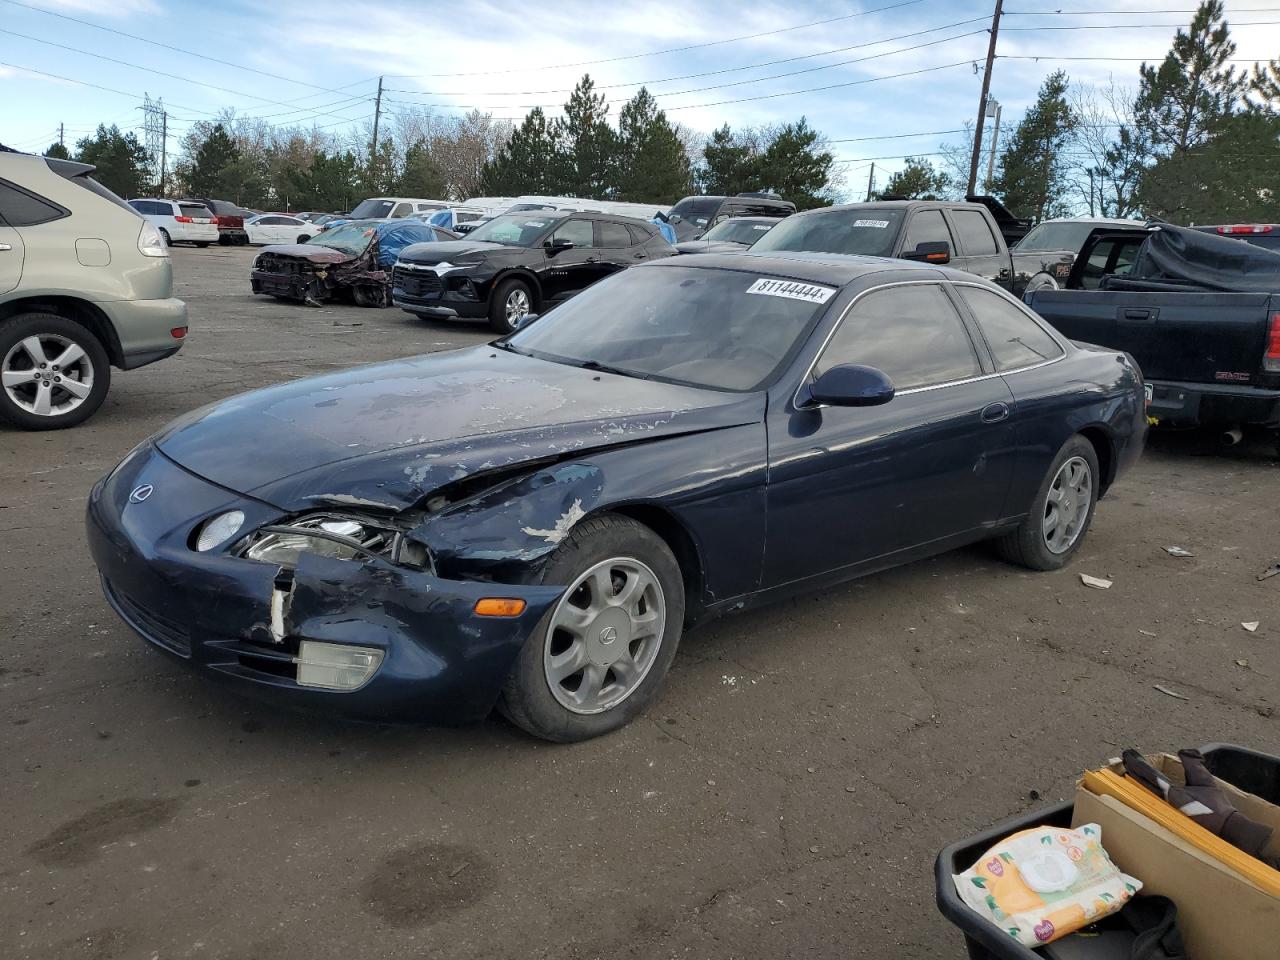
(385, 15), (991, 96)
(0, 59), (216, 114)
(384, 0), (927, 78)
(0, 0), (375, 98)
(1002, 17), (1280, 30)
(1004, 6), (1280, 13)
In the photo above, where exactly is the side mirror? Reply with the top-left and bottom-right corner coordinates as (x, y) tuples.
(903, 240), (951, 264)
(798, 364), (895, 408)
(544, 237), (574, 254)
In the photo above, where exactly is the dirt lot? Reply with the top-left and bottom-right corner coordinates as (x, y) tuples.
(2, 245), (1277, 960)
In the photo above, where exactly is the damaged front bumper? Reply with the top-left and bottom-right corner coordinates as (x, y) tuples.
(86, 443), (563, 723)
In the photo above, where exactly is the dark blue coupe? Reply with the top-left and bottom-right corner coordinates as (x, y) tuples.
(88, 253), (1146, 741)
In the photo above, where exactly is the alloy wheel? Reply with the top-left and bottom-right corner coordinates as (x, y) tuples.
(1042, 455), (1092, 554)
(505, 288), (530, 324)
(2, 334), (95, 418)
(543, 557), (666, 715)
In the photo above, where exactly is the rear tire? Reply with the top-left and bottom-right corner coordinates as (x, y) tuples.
(488, 277), (532, 335)
(499, 513), (685, 742)
(297, 235), (311, 244)
(996, 435), (1100, 570)
(0, 313), (110, 430)
(352, 284), (388, 308)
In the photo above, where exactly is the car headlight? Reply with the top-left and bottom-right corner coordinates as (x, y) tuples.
(239, 515), (430, 570)
(195, 510), (245, 551)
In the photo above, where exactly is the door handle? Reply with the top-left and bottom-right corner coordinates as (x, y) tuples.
(0, 243), (12, 251)
(1121, 308), (1157, 320)
(981, 402), (1010, 424)
(633, 252), (646, 259)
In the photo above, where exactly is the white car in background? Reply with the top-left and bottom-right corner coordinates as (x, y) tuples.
(420, 206), (491, 232)
(127, 199), (219, 247)
(243, 214), (315, 246)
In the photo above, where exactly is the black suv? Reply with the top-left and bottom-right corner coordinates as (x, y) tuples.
(666, 192), (796, 242)
(392, 210), (675, 333)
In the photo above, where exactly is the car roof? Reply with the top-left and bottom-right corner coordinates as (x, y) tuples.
(648, 250), (953, 286)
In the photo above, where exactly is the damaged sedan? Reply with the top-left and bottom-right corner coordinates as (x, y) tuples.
(250, 219), (456, 307)
(88, 254), (1146, 741)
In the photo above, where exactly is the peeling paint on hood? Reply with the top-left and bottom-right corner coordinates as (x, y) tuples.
(154, 346), (763, 513)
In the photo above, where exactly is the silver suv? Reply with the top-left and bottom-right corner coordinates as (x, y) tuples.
(0, 151), (187, 429)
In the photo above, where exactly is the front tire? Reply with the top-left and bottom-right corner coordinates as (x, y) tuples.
(499, 513), (685, 742)
(488, 277), (532, 335)
(996, 435), (1100, 570)
(1024, 273), (1059, 294)
(0, 313), (110, 430)
(297, 234), (311, 244)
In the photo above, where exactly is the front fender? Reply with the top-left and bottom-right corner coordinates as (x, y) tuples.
(414, 462), (606, 583)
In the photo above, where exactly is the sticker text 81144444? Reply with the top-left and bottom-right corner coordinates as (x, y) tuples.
(745, 278), (836, 304)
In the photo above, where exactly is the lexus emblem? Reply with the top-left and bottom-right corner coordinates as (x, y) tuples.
(599, 626), (618, 645)
(128, 484), (154, 504)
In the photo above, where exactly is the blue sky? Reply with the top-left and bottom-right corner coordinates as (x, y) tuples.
(3, 0), (1279, 196)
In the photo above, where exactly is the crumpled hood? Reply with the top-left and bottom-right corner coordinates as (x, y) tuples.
(154, 346), (762, 513)
(256, 242), (361, 263)
(398, 240), (512, 264)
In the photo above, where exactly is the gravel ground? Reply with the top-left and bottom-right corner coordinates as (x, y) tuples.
(2, 245), (1277, 960)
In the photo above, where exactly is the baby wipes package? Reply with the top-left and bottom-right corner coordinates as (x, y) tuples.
(952, 823), (1142, 947)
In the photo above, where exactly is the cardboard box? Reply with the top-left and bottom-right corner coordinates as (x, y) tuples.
(1072, 754), (1280, 960)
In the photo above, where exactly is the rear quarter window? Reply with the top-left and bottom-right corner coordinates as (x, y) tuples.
(0, 181), (68, 226)
(951, 210), (1000, 256)
(954, 284), (1064, 371)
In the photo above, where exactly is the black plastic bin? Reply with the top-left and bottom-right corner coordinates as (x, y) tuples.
(934, 743), (1280, 959)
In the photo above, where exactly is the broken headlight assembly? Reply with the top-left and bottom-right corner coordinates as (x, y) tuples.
(230, 515), (431, 570)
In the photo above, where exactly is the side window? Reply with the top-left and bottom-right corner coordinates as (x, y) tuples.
(902, 210), (953, 252)
(456, 211), (481, 223)
(625, 224), (651, 245)
(955, 285), (1064, 371)
(816, 284), (980, 391)
(259, 216), (283, 225)
(596, 220), (632, 248)
(391, 202), (412, 218)
(135, 200), (165, 216)
(551, 219), (593, 247)
(951, 210), (999, 256)
(0, 182), (67, 226)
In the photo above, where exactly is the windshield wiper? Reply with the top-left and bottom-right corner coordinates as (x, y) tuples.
(572, 359), (652, 380)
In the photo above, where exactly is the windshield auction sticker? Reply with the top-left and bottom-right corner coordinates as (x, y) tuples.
(853, 219), (890, 228)
(745, 278), (837, 304)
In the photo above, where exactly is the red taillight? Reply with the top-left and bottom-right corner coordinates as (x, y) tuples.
(170, 326), (188, 339)
(1265, 313), (1280, 373)
(174, 215), (192, 223)
(1219, 224), (1274, 235)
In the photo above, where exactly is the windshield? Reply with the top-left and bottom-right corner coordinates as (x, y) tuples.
(1015, 222), (1097, 253)
(350, 198), (395, 218)
(312, 221), (377, 255)
(465, 213), (557, 246)
(750, 208), (904, 257)
(507, 265), (835, 391)
(701, 219), (777, 245)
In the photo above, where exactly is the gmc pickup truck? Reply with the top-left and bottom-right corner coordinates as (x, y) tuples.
(750, 195), (1073, 296)
(1027, 223), (1280, 452)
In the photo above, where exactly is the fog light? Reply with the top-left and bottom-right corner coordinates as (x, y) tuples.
(196, 510), (245, 551)
(294, 641), (383, 691)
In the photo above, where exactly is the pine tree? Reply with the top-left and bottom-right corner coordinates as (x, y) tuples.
(879, 157), (951, 200)
(554, 75), (617, 198)
(755, 119), (835, 209)
(480, 107), (561, 196)
(1251, 58), (1280, 108)
(990, 71), (1076, 221)
(398, 139), (447, 198)
(188, 124), (241, 197)
(615, 88), (690, 202)
(360, 136), (398, 196)
(698, 124), (759, 195)
(1134, 1), (1249, 218)
(74, 125), (152, 198)
(44, 142), (70, 160)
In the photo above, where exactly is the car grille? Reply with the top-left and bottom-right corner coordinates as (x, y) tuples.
(255, 253), (317, 276)
(105, 580), (192, 658)
(393, 265), (441, 296)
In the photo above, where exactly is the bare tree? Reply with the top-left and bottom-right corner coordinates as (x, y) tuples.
(1068, 81), (1146, 218)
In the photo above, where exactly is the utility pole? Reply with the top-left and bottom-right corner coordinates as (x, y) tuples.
(865, 162), (875, 201)
(1089, 169), (1096, 216)
(967, 0), (1003, 197)
(58, 122), (64, 148)
(984, 100), (1001, 191)
(370, 76), (384, 177)
(160, 110), (167, 196)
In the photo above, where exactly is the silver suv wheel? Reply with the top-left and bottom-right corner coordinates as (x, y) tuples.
(2, 333), (96, 418)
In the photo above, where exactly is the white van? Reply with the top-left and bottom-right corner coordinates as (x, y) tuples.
(421, 206), (493, 232)
(348, 197), (449, 219)
(128, 198), (219, 247)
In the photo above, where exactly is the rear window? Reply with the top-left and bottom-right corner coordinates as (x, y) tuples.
(350, 199), (395, 218)
(751, 208), (905, 257)
(180, 203), (213, 218)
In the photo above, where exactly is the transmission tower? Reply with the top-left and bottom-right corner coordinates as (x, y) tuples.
(141, 94), (166, 192)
